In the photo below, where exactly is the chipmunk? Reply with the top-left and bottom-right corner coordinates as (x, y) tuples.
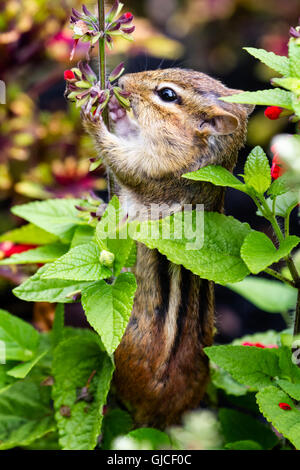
(82, 68), (253, 428)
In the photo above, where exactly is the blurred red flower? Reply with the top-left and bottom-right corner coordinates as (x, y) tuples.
(0, 242), (37, 259)
(264, 106), (283, 120)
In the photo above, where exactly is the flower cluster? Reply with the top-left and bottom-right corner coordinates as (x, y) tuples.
(64, 61), (130, 115)
(70, 1), (135, 59)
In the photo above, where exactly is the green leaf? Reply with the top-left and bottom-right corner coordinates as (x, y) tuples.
(0, 224), (58, 245)
(0, 309), (39, 361)
(225, 440), (263, 450)
(244, 146), (271, 194)
(268, 175), (290, 199)
(232, 330), (279, 347)
(183, 165), (248, 193)
(244, 47), (290, 76)
(241, 231), (300, 274)
(11, 199), (85, 242)
(71, 225), (95, 248)
(13, 264), (92, 303)
(0, 243), (68, 265)
(125, 241), (137, 268)
(220, 89), (293, 110)
(256, 385), (300, 449)
(121, 428), (172, 450)
(96, 196), (134, 276)
(133, 211), (251, 284)
(204, 345), (280, 390)
(219, 408), (278, 449)
(273, 192), (299, 218)
(41, 242), (112, 281)
(276, 379), (300, 401)
(211, 365), (248, 396)
(0, 381), (55, 450)
(227, 277), (297, 313)
(52, 334), (114, 450)
(272, 77), (300, 94)
(52, 304), (64, 348)
(289, 37), (300, 79)
(81, 273), (137, 355)
(101, 409), (133, 450)
(6, 349), (49, 379)
(278, 346), (300, 384)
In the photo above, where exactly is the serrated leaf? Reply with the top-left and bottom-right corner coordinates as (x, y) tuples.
(11, 199), (85, 242)
(41, 242), (112, 281)
(96, 196), (134, 275)
(221, 89), (293, 110)
(244, 146), (271, 194)
(132, 211), (251, 284)
(6, 349), (49, 379)
(273, 192), (299, 217)
(256, 385), (300, 449)
(232, 331), (280, 350)
(71, 225), (95, 248)
(0, 224), (58, 245)
(272, 77), (300, 94)
(289, 38), (300, 79)
(204, 345), (280, 390)
(0, 243), (68, 265)
(13, 264), (92, 303)
(211, 365), (248, 396)
(219, 408), (278, 449)
(244, 47), (290, 75)
(227, 277), (297, 313)
(0, 381), (55, 450)
(183, 165), (248, 193)
(268, 175), (290, 199)
(81, 273), (137, 355)
(101, 409), (133, 450)
(241, 231), (300, 274)
(276, 379), (300, 400)
(0, 309), (39, 362)
(52, 334), (114, 450)
(278, 346), (300, 384)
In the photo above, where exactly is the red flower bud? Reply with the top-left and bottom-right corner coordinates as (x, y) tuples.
(270, 148), (285, 180)
(264, 106), (283, 120)
(64, 70), (75, 80)
(124, 12), (133, 19)
(279, 402), (292, 411)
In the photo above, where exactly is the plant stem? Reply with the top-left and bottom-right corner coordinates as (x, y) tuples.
(294, 290), (300, 337)
(256, 193), (300, 335)
(264, 268), (295, 288)
(97, 0), (114, 199)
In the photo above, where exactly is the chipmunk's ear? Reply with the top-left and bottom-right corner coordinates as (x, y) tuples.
(197, 107), (240, 136)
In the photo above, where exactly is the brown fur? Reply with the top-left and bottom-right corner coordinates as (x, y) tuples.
(82, 68), (253, 428)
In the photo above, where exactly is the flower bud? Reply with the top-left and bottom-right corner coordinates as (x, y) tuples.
(100, 250), (115, 267)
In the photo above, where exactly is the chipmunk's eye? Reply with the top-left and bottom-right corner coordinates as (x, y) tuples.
(157, 87), (178, 103)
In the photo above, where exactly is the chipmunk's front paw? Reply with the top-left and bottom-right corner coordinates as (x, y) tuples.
(81, 104), (105, 135)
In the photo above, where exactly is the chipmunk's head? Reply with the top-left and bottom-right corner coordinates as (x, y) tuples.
(119, 68), (254, 174)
